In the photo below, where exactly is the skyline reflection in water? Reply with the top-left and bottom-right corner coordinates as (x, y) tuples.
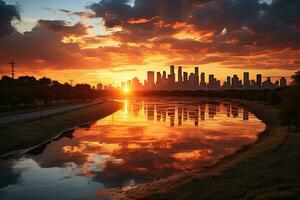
(0, 98), (265, 200)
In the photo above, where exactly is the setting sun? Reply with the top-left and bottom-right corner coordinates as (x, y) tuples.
(123, 87), (130, 94)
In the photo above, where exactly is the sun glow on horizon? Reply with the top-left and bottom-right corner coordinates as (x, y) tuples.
(123, 87), (130, 95)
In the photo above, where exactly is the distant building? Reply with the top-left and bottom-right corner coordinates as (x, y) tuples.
(232, 75), (238, 88)
(132, 77), (142, 89)
(183, 72), (188, 83)
(223, 76), (231, 88)
(157, 72), (162, 85)
(169, 65), (175, 84)
(243, 72), (250, 87)
(127, 80), (131, 88)
(200, 73), (205, 86)
(189, 73), (196, 88)
(280, 77), (287, 87)
(262, 76), (274, 89)
(170, 65), (175, 75)
(162, 71), (167, 80)
(195, 67), (199, 86)
(178, 66), (182, 83)
(256, 74), (262, 87)
(121, 66), (283, 91)
(227, 76), (231, 86)
(147, 71), (155, 88)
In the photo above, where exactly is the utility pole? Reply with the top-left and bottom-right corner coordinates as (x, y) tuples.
(10, 59), (16, 79)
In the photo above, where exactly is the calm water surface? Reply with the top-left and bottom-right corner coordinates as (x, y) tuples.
(0, 98), (265, 200)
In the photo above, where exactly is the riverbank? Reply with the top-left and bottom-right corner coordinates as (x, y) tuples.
(0, 100), (105, 125)
(0, 100), (123, 158)
(98, 100), (300, 199)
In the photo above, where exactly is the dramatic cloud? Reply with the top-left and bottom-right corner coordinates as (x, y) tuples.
(0, 0), (299, 83)
(37, 20), (89, 36)
(0, 0), (20, 36)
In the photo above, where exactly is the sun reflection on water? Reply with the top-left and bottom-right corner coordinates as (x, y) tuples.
(0, 98), (266, 200)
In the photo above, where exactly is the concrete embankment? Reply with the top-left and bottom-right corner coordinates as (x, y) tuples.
(0, 100), (123, 158)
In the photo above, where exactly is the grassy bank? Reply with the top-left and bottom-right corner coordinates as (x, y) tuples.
(100, 100), (300, 200)
(0, 100), (123, 157)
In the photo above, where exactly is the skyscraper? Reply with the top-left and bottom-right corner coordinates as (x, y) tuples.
(226, 76), (231, 87)
(243, 72), (250, 87)
(162, 71), (167, 80)
(195, 67), (199, 86)
(232, 75), (239, 88)
(189, 73), (196, 88)
(147, 71), (155, 88)
(209, 74), (214, 87)
(132, 77), (141, 89)
(183, 72), (188, 83)
(170, 65), (175, 75)
(200, 73), (205, 86)
(127, 80), (132, 88)
(169, 65), (175, 84)
(178, 66), (183, 83)
(256, 74), (262, 87)
(157, 72), (162, 85)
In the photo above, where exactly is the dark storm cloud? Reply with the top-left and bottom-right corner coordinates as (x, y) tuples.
(0, 0), (20, 36)
(89, 0), (300, 50)
(88, 0), (207, 27)
(0, 0), (299, 72)
(37, 20), (89, 36)
(192, 0), (300, 48)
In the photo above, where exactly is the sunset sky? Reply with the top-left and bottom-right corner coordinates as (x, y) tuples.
(0, 0), (299, 86)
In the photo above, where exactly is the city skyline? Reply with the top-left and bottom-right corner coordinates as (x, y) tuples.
(112, 65), (287, 91)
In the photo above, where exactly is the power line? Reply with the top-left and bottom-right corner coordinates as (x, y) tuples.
(9, 59), (16, 79)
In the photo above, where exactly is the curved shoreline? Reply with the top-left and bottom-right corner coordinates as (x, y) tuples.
(98, 99), (298, 199)
(0, 100), (123, 158)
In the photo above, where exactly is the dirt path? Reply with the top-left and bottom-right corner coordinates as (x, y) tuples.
(0, 100), (123, 157)
(0, 101), (105, 125)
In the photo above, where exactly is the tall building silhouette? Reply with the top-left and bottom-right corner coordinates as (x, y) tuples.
(209, 74), (214, 88)
(256, 74), (262, 87)
(178, 66), (183, 83)
(227, 76), (231, 85)
(157, 72), (162, 85)
(195, 67), (199, 86)
(200, 73), (205, 86)
(147, 71), (155, 88)
(162, 71), (167, 80)
(169, 65), (175, 84)
(170, 65), (175, 75)
(189, 73), (196, 88)
(122, 65), (286, 91)
(183, 72), (188, 83)
(243, 72), (250, 87)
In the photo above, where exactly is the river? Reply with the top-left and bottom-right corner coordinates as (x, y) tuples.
(0, 98), (265, 200)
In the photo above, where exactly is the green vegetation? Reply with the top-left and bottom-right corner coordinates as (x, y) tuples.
(0, 76), (99, 114)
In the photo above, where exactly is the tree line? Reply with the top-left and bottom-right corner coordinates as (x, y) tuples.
(1, 71), (299, 127)
(0, 76), (98, 113)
